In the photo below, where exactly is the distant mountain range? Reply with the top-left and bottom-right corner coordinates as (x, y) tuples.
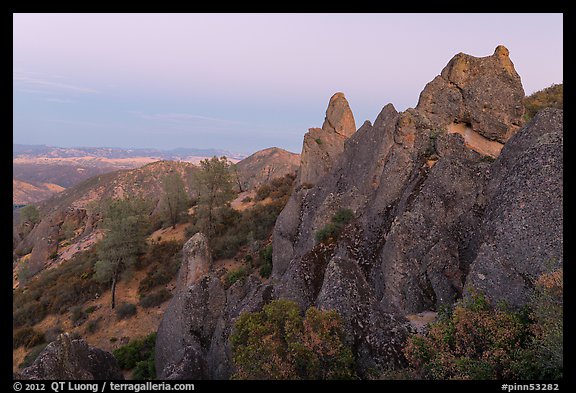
(13, 144), (248, 161)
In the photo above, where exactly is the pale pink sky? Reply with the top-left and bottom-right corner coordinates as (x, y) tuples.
(13, 13), (563, 153)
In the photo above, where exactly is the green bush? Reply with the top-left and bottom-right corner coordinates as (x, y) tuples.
(19, 343), (48, 369)
(85, 305), (98, 314)
(315, 223), (340, 243)
(315, 209), (355, 244)
(190, 173), (295, 261)
(19, 204), (41, 225)
(230, 299), (355, 380)
(225, 266), (248, 287)
(13, 327), (45, 349)
(139, 288), (172, 308)
(332, 208), (354, 225)
(138, 241), (182, 294)
(86, 317), (102, 334)
(255, 184), (272, 201)
(70, 305), (88, 326)
(257, 244), (273, 278)
(259, 263), (272, 279)
(113, 332), (156, 380)
(116, 303), (137, 320)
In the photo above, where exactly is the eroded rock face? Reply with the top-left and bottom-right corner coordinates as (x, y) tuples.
(465, 108), (563, 307)
(19, 334), (123, 380)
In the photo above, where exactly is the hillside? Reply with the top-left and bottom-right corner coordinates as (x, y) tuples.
(12, 151), (295, 378)
(13, 179), (65, 205)
(13, 144), (247, 200)
(235, 147), (299, 191)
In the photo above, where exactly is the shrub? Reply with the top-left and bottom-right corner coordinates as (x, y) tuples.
(225, 266), (248, 287)
(85, 305), (98, 314)
(139, 288), (172, 308)
(13, 327), (45, 349)
(242, 196), (253, 203)
(255, 184), (272, 201)
(256, 244), (273, 278)
(70, 305), (88, 326)
(133, 358), (156, 380)
(315, 223), (340, 243)
(315, 209), (355, 244)
(332, 208), (354, 225)
(44, 326), (63, 343)
(20, 204), (41, 225)
(19, 344), (48, 369)
(404, 275), (563, 381)
(231, 299), (355, 380)
(116, 303), (137, 320)
(13, 249), (105, 329)
(138, 241), (182, 294)
(259, 263), (272, 279)
(523, 83), (563, 121)
(86, 317), (102, 334)
(113, 332), (156, 380)
(315, 138), (323, 145)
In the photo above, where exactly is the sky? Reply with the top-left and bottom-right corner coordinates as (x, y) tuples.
(13, 13), (563, 154)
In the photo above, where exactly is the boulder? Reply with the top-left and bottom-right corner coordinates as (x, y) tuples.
(416, 45), (525, 144)
(155, 233), (223, 379)
(19, 334), (123, 380)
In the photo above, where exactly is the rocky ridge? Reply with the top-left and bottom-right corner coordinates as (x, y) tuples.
(154, 46), (562, 378)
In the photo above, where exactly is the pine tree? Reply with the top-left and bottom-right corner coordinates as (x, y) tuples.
(94, 198), (150, 309)
(161, 171), (189, 229)
(192, 156), (236, 238)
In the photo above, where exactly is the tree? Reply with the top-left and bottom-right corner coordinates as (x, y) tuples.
(191, 156), (236, 238)
(230, 300), (355, 380)
(231, 163), (244, 193)
(94, 198), (150, 309)
(19, 204), (40, 225)
(160, 172), (188, 229)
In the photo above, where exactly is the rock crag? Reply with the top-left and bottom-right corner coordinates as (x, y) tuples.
(154, 46), (562, 378)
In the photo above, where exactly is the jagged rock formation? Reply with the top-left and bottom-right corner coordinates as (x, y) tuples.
(19, 334), (123, 380)
(235, 147), (299, 191)
(298, 92), (356, 186)
(154, 46), (562, 379)
(155, 232), (274, 379)
(268, 46), (561, 374)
